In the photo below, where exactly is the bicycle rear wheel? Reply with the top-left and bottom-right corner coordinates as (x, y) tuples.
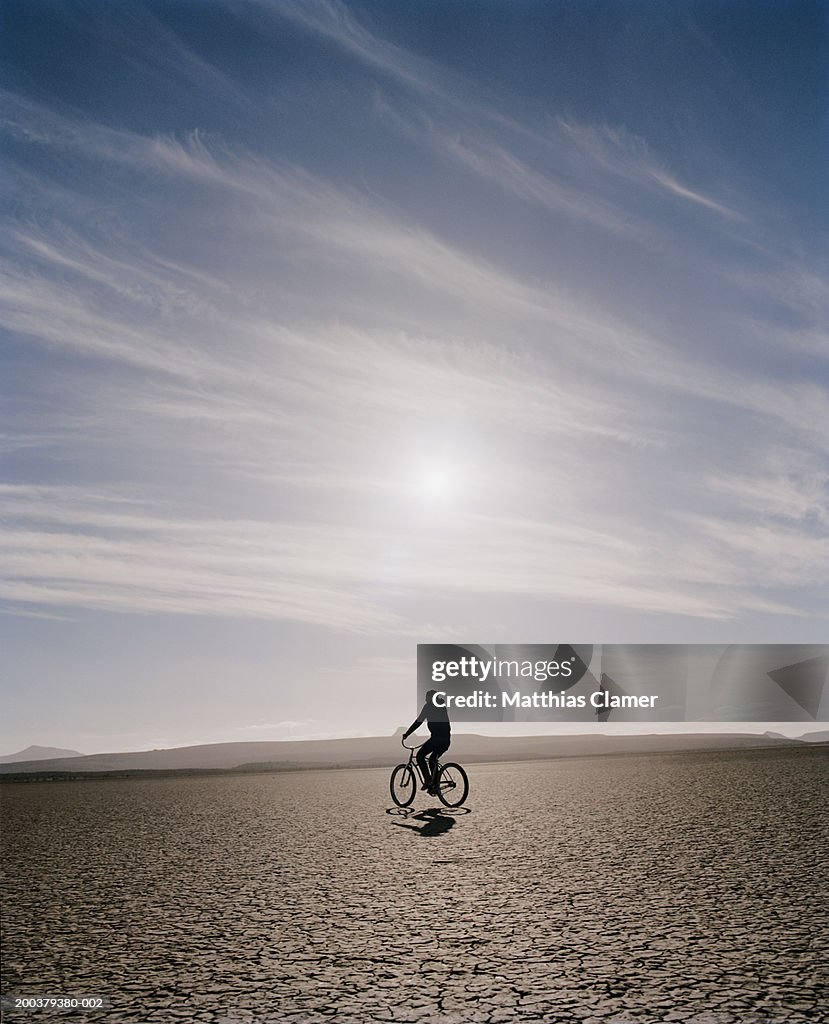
(390, 763), (416, 807)
(436, 762), (469, 807)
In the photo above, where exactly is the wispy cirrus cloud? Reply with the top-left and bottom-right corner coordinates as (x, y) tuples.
(0, 481), (824, 628)
(2, 110), (824, 443)
(707, 449), (829, 526)
(270, 0), (744, 227)
(556, 119), (745, 222)
(2, 3), (826, 642)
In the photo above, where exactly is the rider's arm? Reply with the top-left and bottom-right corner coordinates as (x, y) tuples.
(402, 702), (428, 739)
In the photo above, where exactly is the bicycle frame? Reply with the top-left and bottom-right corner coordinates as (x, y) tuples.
(402, 740), (438, 786)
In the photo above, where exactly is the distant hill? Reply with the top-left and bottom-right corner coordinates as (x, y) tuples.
(801, 730), (829, 743)
(0, 732), (809, 777)
(0, 745), (83, 764)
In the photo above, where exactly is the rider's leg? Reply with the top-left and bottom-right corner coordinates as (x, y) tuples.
(416, 738), (436, 789)
(427, 749), (439, 790)
(427, 737), (450, 792)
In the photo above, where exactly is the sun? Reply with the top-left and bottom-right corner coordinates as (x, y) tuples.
(400, 444), (467, 508)
(409, 459), (457, 504)
(420, 465), (451, 500)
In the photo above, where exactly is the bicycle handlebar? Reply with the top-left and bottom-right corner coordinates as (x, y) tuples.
(401, 736), (425, 749)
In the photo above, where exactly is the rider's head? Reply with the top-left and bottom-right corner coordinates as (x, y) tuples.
(425, 689), (437, 703)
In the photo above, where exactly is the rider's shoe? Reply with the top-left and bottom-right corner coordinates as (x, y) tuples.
(420, 781), (431, 790)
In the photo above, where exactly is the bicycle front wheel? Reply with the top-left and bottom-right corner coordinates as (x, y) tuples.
(390, 763), (416, 807)
(436, 762), (469, 807)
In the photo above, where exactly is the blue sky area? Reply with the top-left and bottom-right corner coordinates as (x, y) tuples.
(1, 1), (827, 751)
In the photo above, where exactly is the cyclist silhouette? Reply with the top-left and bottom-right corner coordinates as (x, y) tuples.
(402, 689), (451, 793)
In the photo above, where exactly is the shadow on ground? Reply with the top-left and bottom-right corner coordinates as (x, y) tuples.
(386, 806), (471, 837)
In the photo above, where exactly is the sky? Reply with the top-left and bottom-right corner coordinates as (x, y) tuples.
(1, 0), (827, 754)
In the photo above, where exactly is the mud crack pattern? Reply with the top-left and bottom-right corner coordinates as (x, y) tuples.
(2, 746), (827, 1023)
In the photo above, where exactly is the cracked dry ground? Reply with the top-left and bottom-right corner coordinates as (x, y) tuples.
(2, 746), (827, 1024)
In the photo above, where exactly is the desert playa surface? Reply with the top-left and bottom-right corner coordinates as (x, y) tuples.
(2, 745), (826, 1023)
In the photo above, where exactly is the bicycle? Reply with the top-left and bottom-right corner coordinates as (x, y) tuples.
(389, 737), (469, 808)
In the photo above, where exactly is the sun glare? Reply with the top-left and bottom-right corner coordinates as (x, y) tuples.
(421, 465), (451, 499)
(411, 460), (457, 503)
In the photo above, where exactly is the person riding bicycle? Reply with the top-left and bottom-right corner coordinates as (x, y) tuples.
(402, 689), (451, 794)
